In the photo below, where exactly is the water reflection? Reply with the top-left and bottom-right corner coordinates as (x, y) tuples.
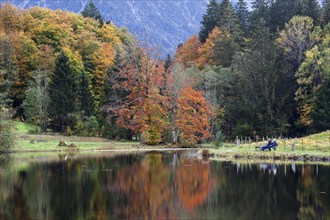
(0, 152), (329, 220)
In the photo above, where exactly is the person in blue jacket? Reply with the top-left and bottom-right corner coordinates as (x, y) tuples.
(261, 138), (277, 151)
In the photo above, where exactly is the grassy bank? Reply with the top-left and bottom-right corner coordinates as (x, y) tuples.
(7, 121), (330, 161)
(200, 130), (330, 162)
(11, 121), (148, 153)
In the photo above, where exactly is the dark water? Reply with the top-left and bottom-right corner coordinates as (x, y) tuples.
(0, 152), (329, 220)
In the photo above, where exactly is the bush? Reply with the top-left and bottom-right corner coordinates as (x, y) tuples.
(214, 131), (224, 147)
(102, 121), (133, 140)
(0, 110), (15, 152)
(74, 116), (99, 137)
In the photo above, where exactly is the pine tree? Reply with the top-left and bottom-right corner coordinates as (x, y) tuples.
(0, 35), (17, 107)
(82, 1), (104, 26)
(211, 30), (237, 67)
(218, 0), (242, 39)
(297, 0), (321, 24)
(235, 0), (250, 36)
(321, 0), (330, 23)
(312, 78), (330, 131)
(199, 0), (220, 43)
(269, 0), (300, 32)
(250, 0), (270, 30)
(49, 52), (79, 132)
(164, 54), (172, 71)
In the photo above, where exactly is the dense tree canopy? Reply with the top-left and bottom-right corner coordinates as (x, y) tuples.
(0, 1), (329, 144)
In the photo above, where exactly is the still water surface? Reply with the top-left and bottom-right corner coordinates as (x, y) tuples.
(0, 151), (329, 220)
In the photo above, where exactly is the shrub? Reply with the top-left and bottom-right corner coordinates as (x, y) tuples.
(214, 131), (224, 147)
(0, 109), (15, 152)
(74, 116), (99, 137)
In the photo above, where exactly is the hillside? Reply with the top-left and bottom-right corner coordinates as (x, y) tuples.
(5, 0), (253, 56)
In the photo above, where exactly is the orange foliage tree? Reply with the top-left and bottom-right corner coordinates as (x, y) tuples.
(175, 86), (212, 146)
(174, 35), (202, 67)
(197, 27), (220, 68)
(115, 47), (169, 144)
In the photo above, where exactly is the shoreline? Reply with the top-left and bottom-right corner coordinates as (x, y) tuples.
(199, 148), (330, 163)
(3, 145), (330, 164)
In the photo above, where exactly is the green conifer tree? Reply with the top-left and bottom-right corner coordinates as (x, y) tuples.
(199, 0), (220, 43)
(250, 0), (270, 30)
(0, 35), (17, 107)
(164, 54), (172, 71)
(218, 0), (242, 39)
(82, 1), (104, 26)
(312, 78), (330, 131)
(269, 0), (300, 32)
(49, 52), (79, 132)
(321, 0), (330, 23)
(297, 0), (321, 24)
(235, 0), (250, 36)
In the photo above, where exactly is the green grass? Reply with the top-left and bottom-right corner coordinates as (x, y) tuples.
(14, 121), (39, 134)
(13, 139), (147, 152)
(8, 120), (330, 160)
(200, 130), (330, 160)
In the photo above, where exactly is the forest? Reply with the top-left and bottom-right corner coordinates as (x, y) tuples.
(0, 0), (329, 147)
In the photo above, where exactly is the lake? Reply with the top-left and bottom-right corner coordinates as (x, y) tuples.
(0, 151), (329, 220)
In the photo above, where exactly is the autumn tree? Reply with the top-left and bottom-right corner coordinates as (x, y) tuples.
(175, 86), (211, 146)
(197, 27), (220, 68)
(278, 16), (315, 72)
(295, 23), (330, 128)
(102, 53), (132, 139)
(115, 47), (168, 144)
(174, 35), (202, 67)
(92, 42), (115, 109)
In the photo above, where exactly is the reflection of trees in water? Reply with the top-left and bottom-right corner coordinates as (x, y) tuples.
(0, 171), (31, 219)
(204, 163), (330, 220)
(297, 165), (330, 220)
(175, 159), (215, 211)
(115, 154), (175, 219)
(115, 154), (216, 218)
(206, 162), (300, 220)
(0, 154), (11, 167)
(0, 155), (329, 219)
